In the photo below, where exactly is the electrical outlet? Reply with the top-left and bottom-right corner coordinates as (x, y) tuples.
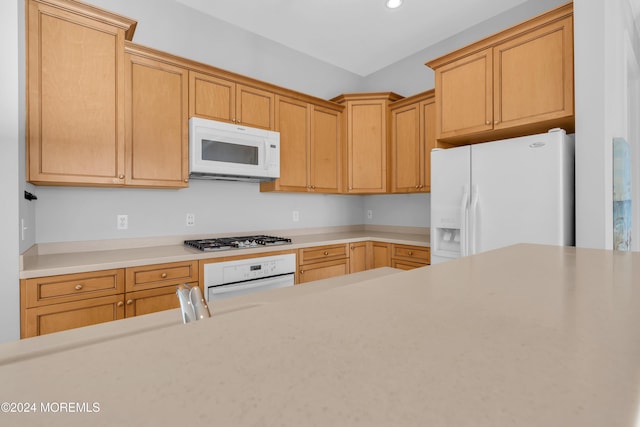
(292, 210), (299, 222)
(117, 214), (128, 230)
(186, 213), (195, 227)
(367, 210), (373, 220)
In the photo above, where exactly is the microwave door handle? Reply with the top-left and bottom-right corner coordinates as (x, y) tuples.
(263, 139), (270, 166)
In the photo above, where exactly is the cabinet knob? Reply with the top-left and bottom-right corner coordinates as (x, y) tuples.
(300, 270), (304, 274)
(74, 284), (83, 290)
(485, 121), (490, 125)
(126, 299), (133, 305)
(119, 174), (125, 180)
(117, 301), (124, 307)
(494, 121), (499, 125)
(184, 178), (189, 183)
(323, 251), (329, 256)
(408, 251), (413, 256)
(161, 273), (167, 279)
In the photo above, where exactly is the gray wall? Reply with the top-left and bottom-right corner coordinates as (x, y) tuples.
(361, 0), (569, 95)
(1, 0), (20, 342)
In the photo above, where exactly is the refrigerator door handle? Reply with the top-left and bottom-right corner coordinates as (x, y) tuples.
(460, 185), (470, 257)
(469, 184), (480, 255)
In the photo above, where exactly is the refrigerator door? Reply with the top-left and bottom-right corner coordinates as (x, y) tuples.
(430, 146), (471, 263)
(469, 129), (574, 254)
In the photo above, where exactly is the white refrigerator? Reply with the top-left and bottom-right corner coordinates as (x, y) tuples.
(430, 129), (575, 264)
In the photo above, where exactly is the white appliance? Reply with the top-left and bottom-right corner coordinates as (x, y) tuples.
(430, 129), (574, 264)
(189, 117), (280, 182)
(203, 253), (296, 302)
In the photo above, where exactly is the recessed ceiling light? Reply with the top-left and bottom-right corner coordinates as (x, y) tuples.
(386, 0), (403, 9)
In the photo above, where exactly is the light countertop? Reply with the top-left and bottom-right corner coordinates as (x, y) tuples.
(20, 227), (429, 278)
(3, 244), (640, 426)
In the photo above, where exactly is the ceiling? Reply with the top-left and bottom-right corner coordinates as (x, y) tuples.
(174, 0), (527, 77)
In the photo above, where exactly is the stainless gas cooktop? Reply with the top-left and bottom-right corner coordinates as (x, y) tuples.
(184, 235), (292, 252)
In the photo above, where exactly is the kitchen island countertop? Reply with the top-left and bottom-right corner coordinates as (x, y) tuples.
(3, 244), (640, 426)
(20, 227), (429, 278)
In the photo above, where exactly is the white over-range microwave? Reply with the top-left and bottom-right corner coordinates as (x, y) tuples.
(188, 117), (280, 182)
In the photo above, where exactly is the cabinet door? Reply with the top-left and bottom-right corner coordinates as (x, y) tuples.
(125, 52), (189, 188)
(23, 295), (125, 338)
(27, 1), (126, 186)
(236, 84), (275, 130)
(391, 103), (421, 192)
(346, 100), (388, 193)
(421, 99), (436, 192)
(349, 242), (368, 273)
(125, 284), (197, 317)
(189, 71), (236, 123)
(310, 105), (341, 193)
(435, 49), (493, 140)
(273, 96), (310, 191)
(493, 16), (573, 129)
(371, 242), (391, 269)
(298, 259), (349, 284)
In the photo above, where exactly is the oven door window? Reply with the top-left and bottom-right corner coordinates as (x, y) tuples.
(201, 139), (259, 165)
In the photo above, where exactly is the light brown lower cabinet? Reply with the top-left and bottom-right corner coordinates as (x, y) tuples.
(21, 260), (199, 338)
(349, 242), (369, 273)
(370, 241), (392, 268)
(298, 244), (350, 284)
(23, 295), (126, 338)
(125, 283), (197, 317)
(390, 244), (430, 270)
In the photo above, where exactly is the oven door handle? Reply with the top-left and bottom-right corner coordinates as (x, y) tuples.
(209, 274), (294, 297)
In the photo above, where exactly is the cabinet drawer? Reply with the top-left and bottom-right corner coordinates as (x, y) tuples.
(391, 244), (430, 264)
(23, 294), (125, 338)
(126, 261), (198, 292)
(298, 244), (348, 264)
(298, 259), (349, 284)
(24, 269), (124, 308)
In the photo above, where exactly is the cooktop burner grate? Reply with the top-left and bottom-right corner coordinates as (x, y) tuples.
(184, 235), (292, 252)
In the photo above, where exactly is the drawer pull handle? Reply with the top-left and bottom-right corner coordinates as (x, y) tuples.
(75, 284), (83, 290)
(126, 299), (133, 305)
(161, 273), (168, 279)
(117, 301), (124, 307)
(323, 251), (329, 256)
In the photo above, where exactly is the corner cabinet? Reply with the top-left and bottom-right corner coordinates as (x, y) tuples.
(389, 90), (436, 193)
(124, 44), (189, 188)
(260, 96), (342, 193)
(427, 3), (574, 144)
(26, 0), (136, 186)
(189, 70), (275, 130)
(331, 93), (403, 194)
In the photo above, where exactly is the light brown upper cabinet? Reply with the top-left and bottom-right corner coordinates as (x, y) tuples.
(124, 44), (189, 188)
(427, 3), (574, 144)
(390, 90), (436, 193)
(189, 71), (275, 130)
(26, 0), (136, 186)
(332, 93), (403, 194)
(261, 96), (342, 193)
